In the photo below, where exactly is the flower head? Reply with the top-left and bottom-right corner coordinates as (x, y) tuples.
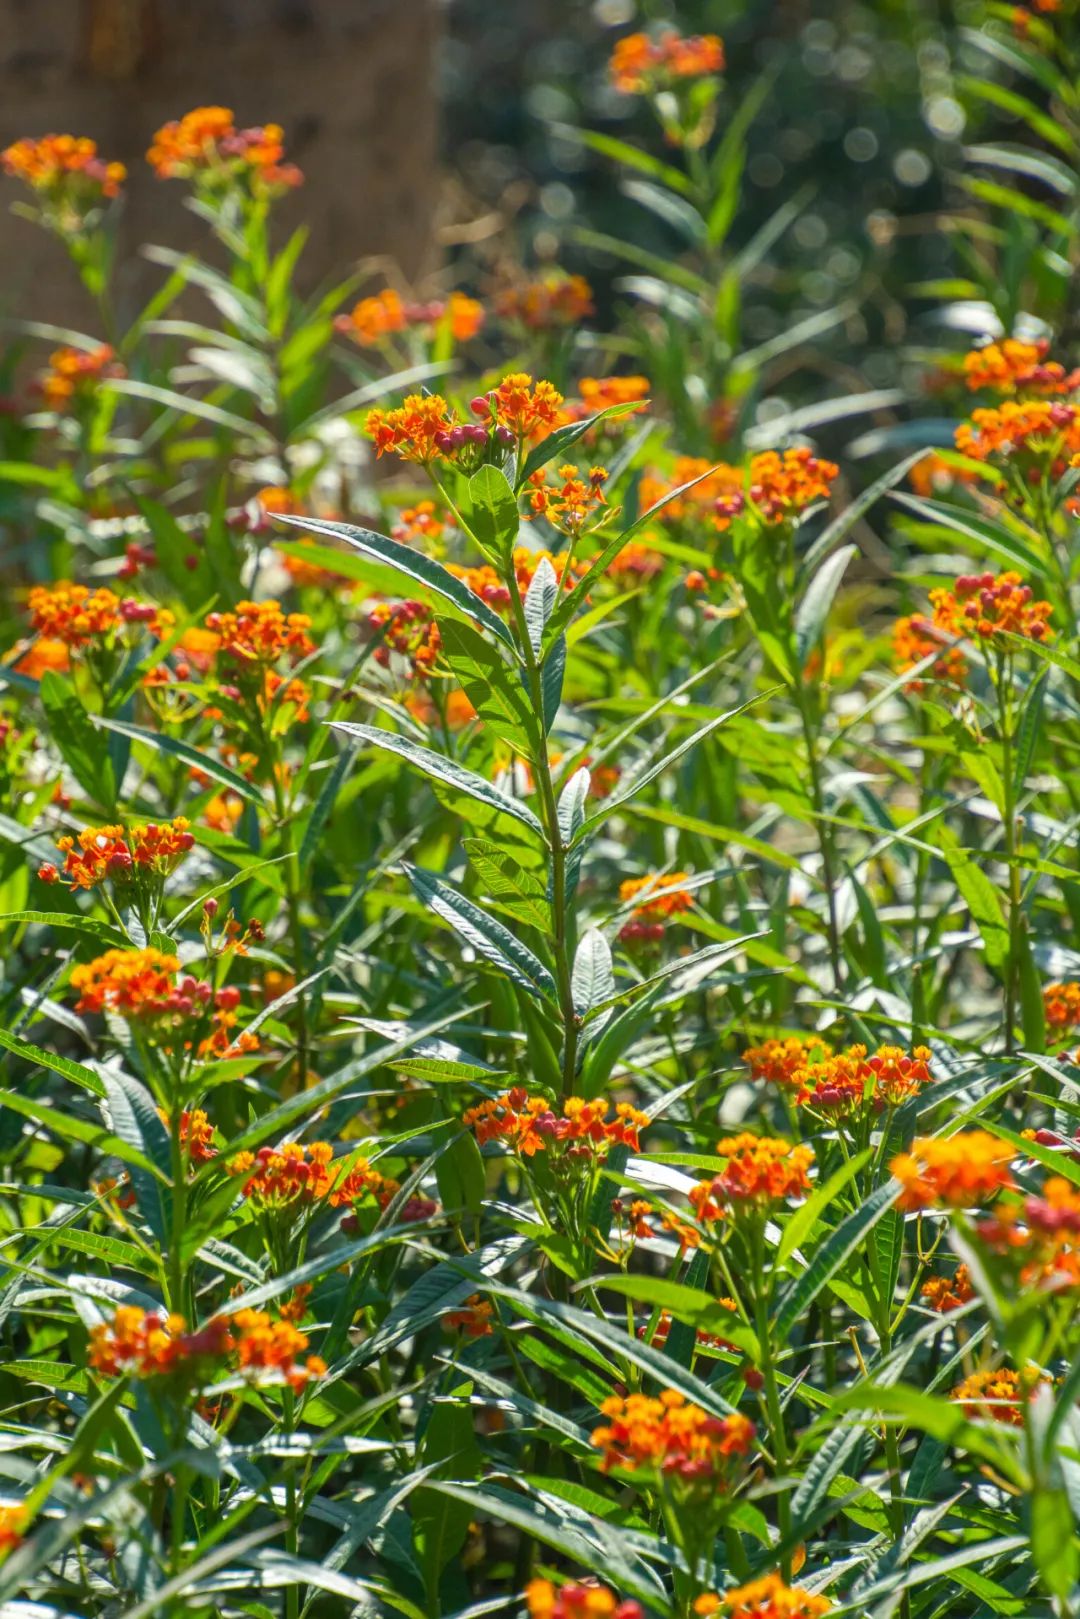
(496, 272), (594, 331)
(744, 1034), (834, 1087)
(951, 1365), (1048, 1425)
(891, 1131), (1016, 1211)
(3, 134), (125, 218)
(366, 599), (441, 678)
(955, 399), (1080, 464)
(336, 288), (483, 346)
(921, 1264), (974, 1313)
(747, 448), (839, 524)
(366, 393), (457, 463)
(892, 614), (968, 690)
(698, 1573), (831, 1618)
(148, 107), (302, 192)
(38, 344), (123, 410)
(963, 338), (1076, 396)
(88, 1305), (232, 1380)
(793, 1044), (932, 1116)
(463, 1089), (648, 1158)
(610, 30), (725, 93)
(490, 373), (564, 440)
(227, 1141), (335, 1210)
(443, 1294), (495, 1337)
(700, 1134), (815, 1209)
(40, 818), (194, 891)
(591, 1389), (754, 1483)
(529, 464), (609, 535)
(230, 1308), (326, 1389)
(929, 570), (1053, 644)
(27, 582), (172, 649)
(1044, 981), (1080, 1028)
(526, 1578), (643, 1618)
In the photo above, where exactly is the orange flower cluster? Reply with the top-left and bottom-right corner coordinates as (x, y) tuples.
(607, 543), (666, 585)
(227, 1141), (335, 1209)
(1044, 981), (1080, 1028)
(490, 374), (565, 440)
(892, 613), (967, 690)
(529, 464), (609, 535)
(204, 600), (315, 665)
(443, 1294), (495, 1337)
(496, 272), (595, 331)
(591, 1389), (754, 1481)
(891, 1131), (1015, 1211)
(695, 1574), (831, 1618)
(526, 1578), (643, 1619)
(38, 818), (194, 890)
(792, 1044), (932, 1116)
(640, 456), (745, 530)
(558, 374), (650, 427)
(366, 393), (457, 463)
(175, 1108), (217, 1164)
(0, 1505), (25, 1557)
(744, 1034), (833, 1086)
(366, 599), (441, 677)
(38, 343), (123, 409)
(336, 288), (484, 346)
(147, 106), (302, 191)
(747, 448), (839, 524)
(954, 399), (1080, 463)
(2, 133), (126, 199)
(463, 1089), (649, 1158)
(975, 1176), (1080, 1291)
(446, 550), (585, 613)
(963, 338), (1077, 396)
(929, 570), (1053, 644)
(28, 582), (172, 648)
(921, 1264), (975, 1313)
(89, 1303), (324, 1390)
(691, 1135), (815, 1217)
(610, 30), (725, 93)
(392, 500), (445, 545)
(620, 873), (694, 923)
(951, 1365), (1046, 1426)
(70, 948), (256, 1058)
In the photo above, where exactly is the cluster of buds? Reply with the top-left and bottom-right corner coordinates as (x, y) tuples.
(963, 338), (1078, 397)
(892, 613), (968, 691)
(955, 398), (1080, 466)
(743, 1033), (834, 1086)
(525, 1578), (643, 1618)
(38, 344), (124, 412)
(921, 1264), (974, 1314)
(2, 133), (125, 234)
(610, 29), (725, 94)
(558, 374), (650, 429)
(147, 106), (302, 193)
(687, 1135), (815, 1229)
(442, 1294), (495, 1338)
(38, 818), (194, 892)
(335, 287), (484, 347)
(973, 1175), (1080, 1291)
(1043, 980), (1080, 1029)
(930, 571), (1052, 644)
(950, 1365), (1049, 1427)
(365, 598), (441, 678)
(618, 871), (694, 946)
(27, 582), (173, 652)
(694, 1574), (831, 1618)
(463, 1089), (649, 1160)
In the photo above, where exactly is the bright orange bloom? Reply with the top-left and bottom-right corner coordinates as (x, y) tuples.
(921, 1264), (974, 1313)
(38, 343), (123, 409)
(525, 1578), (643, 1618)
(338, 288), (407, 345)
(88, 1305), (232, 1380)
(951, 1365), (1048, 1425)
(744, 1034), (833, 1087)
(747, 447), (839, 524)
(147, 107), (302, 191)
(41, 818), (194, 890)
(963, 338), (1077, 396)
(955, 399), (1080, 462)
(204, 600), (315, 664)
(620, 872), (694, 920)
(529, 464), (609, 534)
(366, 599), (441, 677)
(696, 1134), (815, 1210)
(27, 582), (172, 649)
(640, 455), (744, 530)
(366, 393), (457, 462)
(975, 1176), (1080, 1291)
(1044, 981), (1080, 1028)
(336, 288), (484, 347)
(463, 1089), (648, 1157)
(227, 1142), (335, 1209)
(929, 570), (1053, 644)
(606, 542), (666, 585)
(793, 1044), (932, 1115)
(491, 373), (564, 440)
(70, 947), (180, 1017)
(171, 1108), (218, 1165)
(559, 374), (650, 427)
(496, 272), (595, 331)
(203, 789), (245, 833)
(892, 612), (968, 690)
(891, 1131), (1016, 1211)
(610, 30), (725, 93)
(443, 1294), (495, 1337)
(0, 1504), (25, 1558)
(392, 500), (445, 545)
(701, 1573), (831, 1618)
(15, 636), (70, 679)
(230, 1308), (326, 1390)
(591, 1389), (754, 1481)
(3, 133), (125, 199)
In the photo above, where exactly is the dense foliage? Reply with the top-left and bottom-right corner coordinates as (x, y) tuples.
(2, 7), (1080, 1618)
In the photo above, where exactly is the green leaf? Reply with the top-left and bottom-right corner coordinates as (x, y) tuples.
(273, 511), (516, 650)
(794, 543), (857, 665)
(434, 1130), (486, 1217)
(938, 827), (1010, 972)
(891, 490), (1047, 577)
(39, 672), (117, 809)
(571, 930), (614, 1018)
(413, 1380), (485, 1592)
(91, 715), (263, 802)
(463, 837), (550, 931)
(772, 1177), (898, 1343)
(0, 1026), (107, 1097)
(331, 721), (544, 838)
(439, 619), (538, 755)
(518, 402), (643, 485)
(466, 464), (521, 558)
(101, 1069), (172, 1244)
(404, 864), (557, 1002)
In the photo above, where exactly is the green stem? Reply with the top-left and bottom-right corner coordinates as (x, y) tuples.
(998, 656), (1021, 1057)
(795, 683), (843, 995)
(751, 1226), (792, 1578)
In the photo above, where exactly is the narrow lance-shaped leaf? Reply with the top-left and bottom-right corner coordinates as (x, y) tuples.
(405, 863), (558, 1002)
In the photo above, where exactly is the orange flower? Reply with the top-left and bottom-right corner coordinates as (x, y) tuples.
(525, 1578), (643, 1618)
(70, 947), (181, 1017)
(445, 291), (486, 341)
(392, 500), (446, 545)
(793, 1044), (932, 1115)
(591, 1389), (753, 1481)
(559, 375), (650, 427)
(170, 1108), (218, 1165)
(88, 1305), (233, 1380)
(38, 343), (123, 409)
(640, 456), (744, 530)
(15, 636), (69, 678)
(955, 398), (1080, 463)
(203, 789), (245, 833)
(366, 393), (457, 463)
(227, 1141), (335, 1209)
(1044, 981), (1080, 1028)
(747, 447), (839, 524)
(496, 272), (595, 330)
(148, 107), (302, 191)
(2, 133), (125, 199)
(606, 542), (666, 585)
(890, 1131), (1015, 1211)
(921, 1264), (974, 1313)
(443, 1294), (495, 1337)
(975, 1176), (1080, 1291)
(40, 817), (194, 890)
(230, 1308), (326, 1390)
(951, 1365), (1048, 1426)
(337, 288), (407, 345)
(963, 338), (1076, 396)
(204, 600), (315, 664)
(366, 599), (441, 677)
(892, 613), (967, 690)
(929, 570), (1053, 644)
(27, 582), (172, 649)
(744, 1034), (833, 1087)
(528, 464), (609, 534)
(697, 1134), (815, 1210)
(610, 30), (725, 93)
(0, 1504), (25, 1558)
(491, 373), (564, 440)
(336, 288), (484, 347)
(620, 872), (694, 921)
(702, 1573), (831, 1618)
(463, 1089), (648, 1157)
